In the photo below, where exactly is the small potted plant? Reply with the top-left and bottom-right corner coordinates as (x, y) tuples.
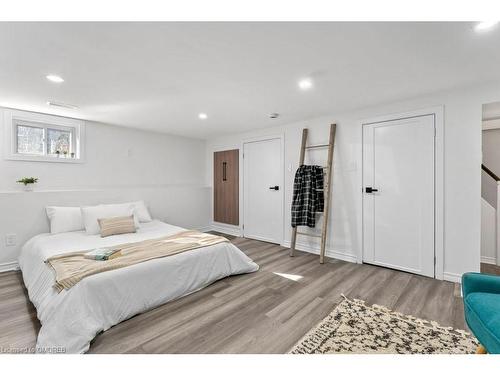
(63, 150), (68, 158)
(17, 177), (38, 192)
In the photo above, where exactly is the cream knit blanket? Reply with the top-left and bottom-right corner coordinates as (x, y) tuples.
(46, 230), (228, 292)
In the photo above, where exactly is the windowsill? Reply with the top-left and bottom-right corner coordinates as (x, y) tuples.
(5, 154), (84, 163)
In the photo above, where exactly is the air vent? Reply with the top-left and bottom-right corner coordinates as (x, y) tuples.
(46, 101), (79, 110)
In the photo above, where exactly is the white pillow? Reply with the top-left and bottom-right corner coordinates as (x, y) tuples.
(130, 200), (152, 222)
(93, 202), (152, 222)
(99, 202), (146, 225)
(46, 206), (85, 234)
(81, 204), (139, 235)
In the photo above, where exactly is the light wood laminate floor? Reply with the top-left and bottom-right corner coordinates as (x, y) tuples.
(0, 235), (490, 354)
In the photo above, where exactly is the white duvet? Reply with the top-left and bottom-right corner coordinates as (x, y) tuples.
(18, 220), (259, 354)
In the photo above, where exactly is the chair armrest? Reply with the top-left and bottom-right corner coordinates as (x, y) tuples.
(462, 272), (500, 299)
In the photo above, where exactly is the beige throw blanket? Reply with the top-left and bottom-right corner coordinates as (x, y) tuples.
(46, 230), (229, 292)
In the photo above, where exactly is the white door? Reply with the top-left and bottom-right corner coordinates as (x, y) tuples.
(363, 115), (435, 277)
(243, 138), (283, 244)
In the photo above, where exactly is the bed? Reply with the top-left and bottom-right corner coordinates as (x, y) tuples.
(18, 220), (259, 353)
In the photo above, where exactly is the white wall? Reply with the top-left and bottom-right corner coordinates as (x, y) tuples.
(0, 108), (210, 270)
(207, 83), (500, 282)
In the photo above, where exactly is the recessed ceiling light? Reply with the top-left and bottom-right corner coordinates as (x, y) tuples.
(298, 78), (313, 91)
(475, 21), (499, 32)
(46, 74), (65, 83)
(198, 113), (208, 120)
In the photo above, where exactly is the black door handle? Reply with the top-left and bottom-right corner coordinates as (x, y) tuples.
(365, 187), (378, 193)
(269, 186), (279, 191)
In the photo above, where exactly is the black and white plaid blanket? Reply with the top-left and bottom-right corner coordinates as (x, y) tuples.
(291, 165), (324, 228)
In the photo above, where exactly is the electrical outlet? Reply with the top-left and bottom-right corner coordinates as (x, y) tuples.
(5, 234), (16, 247)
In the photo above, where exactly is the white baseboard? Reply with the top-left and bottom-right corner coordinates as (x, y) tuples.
(245, 234), (280, 243)
(209, 223), (242, 237)
(281, 238), (466, 283)
(443, 272), (462, 284)
(481, 256), (497, 265)
(0, 261), (19, 273)
(196, 226), (213, 233)
(281, 240), (357, 264)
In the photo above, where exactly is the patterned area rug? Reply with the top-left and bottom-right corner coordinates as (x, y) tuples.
(289, 296), (478, 354)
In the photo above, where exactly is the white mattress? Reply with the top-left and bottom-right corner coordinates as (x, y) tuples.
(18, 220), (259, 353)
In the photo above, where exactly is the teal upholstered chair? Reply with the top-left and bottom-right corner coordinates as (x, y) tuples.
(462, 272), (500, 354)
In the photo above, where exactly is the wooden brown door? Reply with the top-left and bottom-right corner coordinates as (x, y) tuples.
(213, 149), (239, 225)
(224, 149), (239, 225)
(213, 151), (226, 223)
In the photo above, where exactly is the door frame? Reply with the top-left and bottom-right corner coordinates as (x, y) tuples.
(358, 106), (444, 280)
(241, 134), (285, 245)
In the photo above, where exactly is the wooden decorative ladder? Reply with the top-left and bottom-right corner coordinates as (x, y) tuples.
(289, 123), (336, 264)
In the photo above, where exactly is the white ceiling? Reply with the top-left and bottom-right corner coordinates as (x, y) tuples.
(1, 22), (500, 139)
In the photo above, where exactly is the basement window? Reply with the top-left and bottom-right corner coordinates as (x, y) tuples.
(4, 109), (85, 163)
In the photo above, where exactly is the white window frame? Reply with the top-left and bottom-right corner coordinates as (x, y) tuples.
(3, 109), (85, 163)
